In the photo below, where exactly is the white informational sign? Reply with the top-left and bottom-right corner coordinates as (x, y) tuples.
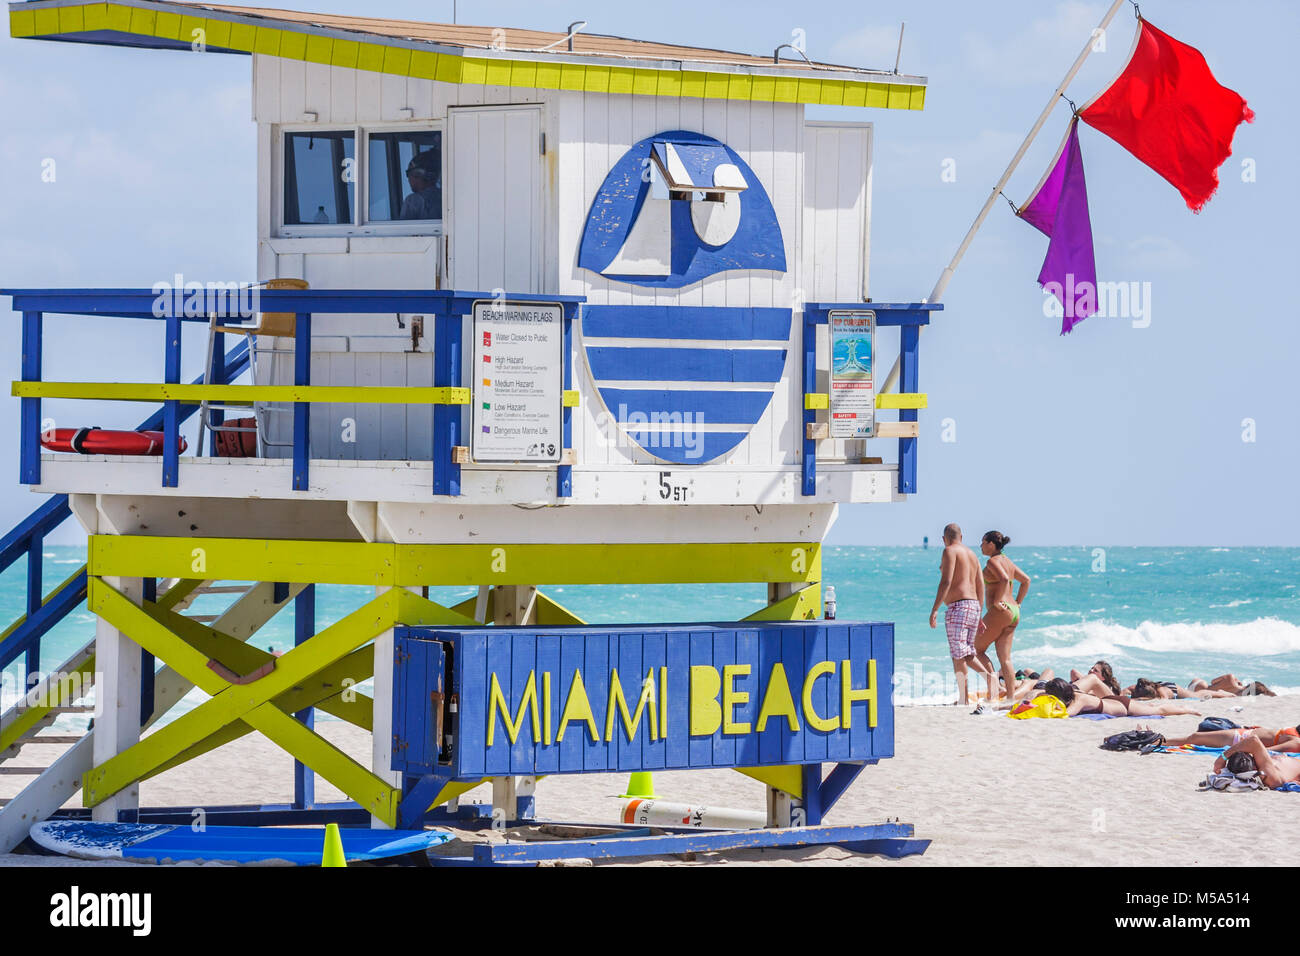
(471, 301), (564, 463)
(829, 310), (875, 439)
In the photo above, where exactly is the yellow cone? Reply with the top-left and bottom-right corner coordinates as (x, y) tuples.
(619, 772), (657, 799)
(321, 822), (347, 868)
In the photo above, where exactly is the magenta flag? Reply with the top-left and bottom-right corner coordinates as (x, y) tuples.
(1018, 117), (1097, 334)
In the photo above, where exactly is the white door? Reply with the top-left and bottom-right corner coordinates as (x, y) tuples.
(448, 105), (543, 293)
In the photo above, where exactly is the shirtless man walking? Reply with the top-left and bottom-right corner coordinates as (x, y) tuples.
(930, 523), (995, 705)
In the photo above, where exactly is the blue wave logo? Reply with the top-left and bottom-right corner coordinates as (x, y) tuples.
(577, 131), (786, 288)
(582, 306), (791, 465)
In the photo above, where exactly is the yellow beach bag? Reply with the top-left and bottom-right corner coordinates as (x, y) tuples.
(1009, 695), (1068, 719)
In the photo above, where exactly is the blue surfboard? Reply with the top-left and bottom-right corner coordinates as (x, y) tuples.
(30, 820), (453, 865)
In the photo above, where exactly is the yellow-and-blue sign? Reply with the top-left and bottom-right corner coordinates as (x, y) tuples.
(393, 622), (893, 778)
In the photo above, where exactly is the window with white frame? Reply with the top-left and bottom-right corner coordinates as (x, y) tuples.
(279, 126), (443, 235)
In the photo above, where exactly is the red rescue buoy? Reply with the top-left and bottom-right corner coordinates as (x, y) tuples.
(40, 428), (187, 456)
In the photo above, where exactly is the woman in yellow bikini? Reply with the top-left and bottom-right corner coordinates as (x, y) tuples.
(976, 531), (1031, 701)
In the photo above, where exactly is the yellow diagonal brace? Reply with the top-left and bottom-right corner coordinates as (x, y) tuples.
(534, 590), (588, 626)
(155, 578), (205, 612)
(449, 590), (492, 622)
(83, 581), (397, 807)
(736, 765), (803, 798)
(242, 704), (399, 826)
(0, 654), (96, 754)
(395, 589), (481, 627)
(742, 586), (821, 622)
(145, 645), (375, 778)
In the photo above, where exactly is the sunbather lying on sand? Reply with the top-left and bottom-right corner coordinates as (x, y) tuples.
(1145, 723), (1300, 752)
(1187, 673), (1275, 697)
(1214, 738), (1300, 789)
(1123, 678), (1237, 700)
(987, 678), (1202, 717)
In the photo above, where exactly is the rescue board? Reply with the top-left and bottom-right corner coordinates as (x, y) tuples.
(30, 820), (452, 864)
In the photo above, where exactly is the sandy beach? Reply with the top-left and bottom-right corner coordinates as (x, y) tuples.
(5, 692), (1296, 867)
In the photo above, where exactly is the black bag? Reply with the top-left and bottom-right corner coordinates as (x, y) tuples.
(1198, 716), (1240, 732)
(1100, 729), (1165, 752)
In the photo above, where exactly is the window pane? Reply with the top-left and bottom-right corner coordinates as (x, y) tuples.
(284, 131), (355, 225)
(368, 130), (442, 222)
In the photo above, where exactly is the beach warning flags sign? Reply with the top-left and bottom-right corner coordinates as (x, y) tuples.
(1080, 18), (1254, 212)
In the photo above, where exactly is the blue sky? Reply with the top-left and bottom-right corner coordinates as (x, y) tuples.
(0, 0), (1295, 546)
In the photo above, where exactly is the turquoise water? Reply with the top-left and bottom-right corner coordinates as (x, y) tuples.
(3, 545), (1298, 715)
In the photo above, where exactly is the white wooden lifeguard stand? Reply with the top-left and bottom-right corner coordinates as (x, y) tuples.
(0, 0), (933, 849)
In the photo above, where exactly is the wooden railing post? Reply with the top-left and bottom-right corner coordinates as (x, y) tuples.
(293, 313), (311, 491)
(162, 312), (181, 487)
(20, 311), (42, 485)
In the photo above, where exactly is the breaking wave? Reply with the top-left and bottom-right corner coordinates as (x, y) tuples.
(1028, 617), (1300, 658)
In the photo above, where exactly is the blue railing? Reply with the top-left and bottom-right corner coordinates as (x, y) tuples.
(801, 303), (939, 496)
(5, 289), (585, 497)
(0, 336), (250, 702)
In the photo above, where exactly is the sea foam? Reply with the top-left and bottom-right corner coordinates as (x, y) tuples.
(1029, 617), (1300, 658)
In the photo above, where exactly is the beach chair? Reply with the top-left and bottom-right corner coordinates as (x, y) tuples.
(198, 278), (308, 457)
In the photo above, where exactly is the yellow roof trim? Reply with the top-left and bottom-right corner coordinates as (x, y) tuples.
(8, 2), (927, 111)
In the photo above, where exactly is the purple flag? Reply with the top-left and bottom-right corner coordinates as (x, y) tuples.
(1018, 117), (1097, 334)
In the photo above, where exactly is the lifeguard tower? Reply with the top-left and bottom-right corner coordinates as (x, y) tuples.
(0, 0), (934, 863)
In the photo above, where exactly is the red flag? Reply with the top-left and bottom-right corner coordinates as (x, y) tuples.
(1080, 19), (1253, 212)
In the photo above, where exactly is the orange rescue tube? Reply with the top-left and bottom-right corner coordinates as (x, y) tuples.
(40, 428), (187, 456)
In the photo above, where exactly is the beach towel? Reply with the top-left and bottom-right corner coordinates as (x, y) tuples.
(1198, 769), (1265, 792)
(1072, 713), (1164, 721)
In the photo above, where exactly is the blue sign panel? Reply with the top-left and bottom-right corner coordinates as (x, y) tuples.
(392, 622), (893, 779)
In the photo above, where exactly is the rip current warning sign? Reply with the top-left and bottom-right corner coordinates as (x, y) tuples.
(471, 301), (564, 463)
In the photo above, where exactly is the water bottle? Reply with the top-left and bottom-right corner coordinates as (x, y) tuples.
(824, 585), (837, 620)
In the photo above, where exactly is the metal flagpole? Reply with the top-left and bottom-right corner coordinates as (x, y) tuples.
(877, 0), (1130, 394)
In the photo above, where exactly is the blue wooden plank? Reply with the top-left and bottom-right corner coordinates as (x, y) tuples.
(757, 628), (783, 764)
(711, 630), (735, 768)
(780, 627), (804, 763)
(898, 324), (919, 495)
(162, 312), (181, 488)
(641, 631), (666, 770)
(510, 633), (537, 775)
(558, 310), (573, 498)
(582, 633), (609, 771)
(581, 306), (791, 342)
(455, 632), (488, 777)
(733, 629), (761, 766)
(827, 625), (852, 762)
(484, 632), (513, 775)
(432, 313), (461, 496)
(207, 330), (226, 456)
(597, 387), (771, 424)
(664, 633), (690, 769)
(472, 821), (915, 863)
(873, 624), (896, 758)
(804, 625), (829, 761)
(801, 312), (817, 496)
(294, 585), (316, 806)
(586, 347), (787, 384)
(20, 312), (42, 485)
(615, 632), (643, 771)
(622, 430), (749, 466)
(25, 539), (43, 681)
(688, 631), (713, 768)
(534, 632), (562, 773)
(557, 633), (586, 772)
(292, 313), (311, 491)
(848, 624), (872, 758)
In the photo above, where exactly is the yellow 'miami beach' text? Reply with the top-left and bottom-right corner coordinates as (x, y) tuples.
(486, 660), (878, 746)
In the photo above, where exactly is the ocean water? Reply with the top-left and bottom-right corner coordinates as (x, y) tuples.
(2, 545), (1297, 718)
